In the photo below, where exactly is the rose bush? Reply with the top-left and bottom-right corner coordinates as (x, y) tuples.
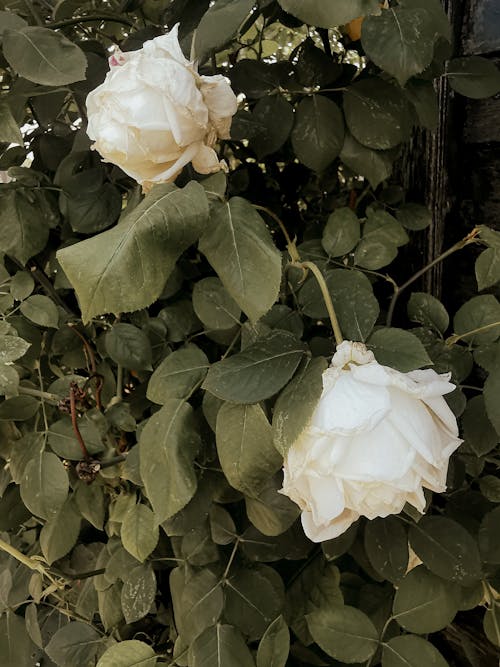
(281, 341), (462, 542)
(86, 24), (237, 189)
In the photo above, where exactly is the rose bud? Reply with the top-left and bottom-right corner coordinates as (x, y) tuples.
(280, 340), (462, 542)
(86, 24), (237, 189)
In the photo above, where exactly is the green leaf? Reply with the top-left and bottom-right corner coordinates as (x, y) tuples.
(121, 503), (159, 562)
(392, 566), (460, 633)
(3, 26), (87, 86)
(355, 210), (408, 270)
(171, 567), (224, 641)
(48, 416), (105, 460)
(256, 615), (290, 667)
(250, 96), (294, 158)
(0, 11), (27, 38)
(0, 394), (39, 420)
(216, 402), (282, 496)
(453, 295), (500, 345)
(277, 0), (380, 27)
(407, 292), (449, 333)
(484, 364), (500, 435)
(0, 363), (19, 396)
(139, 399), (200, 524)
(192, 277), (241, 330)
(322, 207), (360, 257)
(0, 100), (22, 145)
(20, 451), (68, 520)
(225, 565), (285, 640)
(189, 624), (256, 667)
(362, 7), (436, 86)
(20, 294), (59, 328)
(368, 328), (432, 371)
(0, 190), (49, 264)
(340, 133), (395, 188)
(479, 475), (500, 503)
(408, 516), (482, 585)
(45, 621), (101, 667)
(194, 0), (254, 61)
(404, 79), (439, 131)
(396, 203), (433, 231)
(0, 334), (30, 363)
(479, 507), (500, 564)
(199, 198), (281, 323)
(147, 345), (209, 404)
(273, 356), (327, 456)
(447, 56), (500, 99)
(10, 271), (34, 301)
(292, 96), (344, 172)
(382, 635), (449, 667)
(121, 563), (156, 623)
(105, 323), (153, 371)
(40, 497), (81, 564)
(343, 79), (410, 150)
(0, 611), (37, 666)
(364, 517), (409, 583)
(462, 395), (498, 456)
(483, 606), (500, 647)
(204, 330), (305, 403)
(96, 640), (157, 667)
(476, 248), (500, 290)
(74, 482), (105, 530)
(57, 181), (208, 322)
(307, 606), (378, 663)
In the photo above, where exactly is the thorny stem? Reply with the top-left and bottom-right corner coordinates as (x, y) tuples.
(70, 384), (90, 460)
(386, 228), (480, 326)
(292, 261), (344, 346)
(446, 320), (500, 346)
(68, 325), (103, 410)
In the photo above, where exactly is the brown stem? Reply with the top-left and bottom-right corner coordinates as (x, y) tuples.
(69, 325), (103, 410)
(70, 384), (90, 460)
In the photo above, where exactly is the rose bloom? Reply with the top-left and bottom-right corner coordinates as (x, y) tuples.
(86, 24), (237, 189)
(280, 341), (462, 542)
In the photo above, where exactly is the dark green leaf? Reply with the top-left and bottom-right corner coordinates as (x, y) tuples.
(273, 356), (327, 456)
(20, 294), (59, 328)
(447, 56), (500, 99)
(407, 293), (449, 333)
(341, 133), (395, 188)
(171, 567), (224, 642)
(20, 451), (68, 520)
(121, 564), (156, 623)
(462, 395), (498, 456)
(392, 566), (460, 633)
(194, 0), (254, 61)
(0, 190), (49, 264)
(121, 503), (159, 562)
(0, 395), (39, 421)
(199, 198), (281, 323)
(96, 640), (157, 667)
(0, 611), (37, 666)
(189, 624), (255, 667)
(483, 606), (500, 647)
(139, 399), (200, 524)
(57, 182), (208, 322)
(476, 248), (500, 290)
(0, 100), (22, 145)
(409, 516), (482, 585)
(40, 498), (81, 564)
(292, 96), (344, 172)
(256, 615), (289, 667)
(3, 26), (87, 86)
(368, 328), (432, 371)
(147, 345), (209, 404)
(45, 622), (101, 667)
(105, 323), (152, 371)
(250, 95), (294, 158)
(0, 334), (30, 363)
(479, 507), (500, 564)
(216, 402), (282, 496)
(277, 0), (380, 27)
(484, 364), (500, 435)
(343, 79), (410, 150)
(204, 330), (305, 403)
(193, 277), (241, 330)
(322, 207), (360, 257)
(453, 295), (500, 345)
(246, 474), (300, 536)
(364, 517), (408, 583)
(307, 606), (378, 663)
(382, 634), (449, 667)
(362, 7), (436, 86)
(396, 203), (432, 231)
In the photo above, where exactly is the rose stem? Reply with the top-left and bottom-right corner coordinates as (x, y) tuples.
(386, 228), (480, 327)
(70, 384), (91, 460)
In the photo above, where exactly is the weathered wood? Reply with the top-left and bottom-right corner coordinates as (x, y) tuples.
(462, 0), (500, 55)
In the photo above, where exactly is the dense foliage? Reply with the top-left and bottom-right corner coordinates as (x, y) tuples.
(1, 0), (500, 665)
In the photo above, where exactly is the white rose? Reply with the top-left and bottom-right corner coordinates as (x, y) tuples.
(86, 24), (237, 189)
(280, 340), (462, 543)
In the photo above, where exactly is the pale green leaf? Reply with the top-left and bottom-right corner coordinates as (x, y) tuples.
(45, 622), (102, 667)
(121, 503), (159, 562)
(382, 635), (449, 667)
(147, 344), (209, 404)
(256, 615), (290, 667)
(40, 497), (81, 564)
(189, 624), (256, 667)
(20, 451), (68, 520)
(307, 606), (378, 663)
(96, 640), (157, 667)
(121, 564), (156, 623)
(0, 100), (22, 145)
(20, 294), (59, 328)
